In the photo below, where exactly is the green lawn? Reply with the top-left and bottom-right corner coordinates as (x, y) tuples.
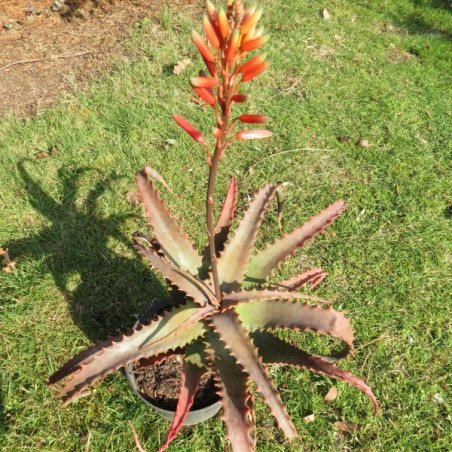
(1, 0), (451, 450)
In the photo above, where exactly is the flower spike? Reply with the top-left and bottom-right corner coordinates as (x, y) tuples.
(237, 129), (272, 140)
(172, 114), (205, 143)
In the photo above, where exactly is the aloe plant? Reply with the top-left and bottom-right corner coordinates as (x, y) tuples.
(49, 2), (378, 451)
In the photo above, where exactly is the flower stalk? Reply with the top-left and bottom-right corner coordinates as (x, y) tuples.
(173, 0), (271, 305)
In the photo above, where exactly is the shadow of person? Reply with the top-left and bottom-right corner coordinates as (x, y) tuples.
(6, 161), (166, 341)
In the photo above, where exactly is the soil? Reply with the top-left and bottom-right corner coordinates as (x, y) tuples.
(135, 357), (220, 411)
(0, 0), (203, 116)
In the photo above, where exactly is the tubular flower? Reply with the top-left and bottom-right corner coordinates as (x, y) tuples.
(238, 114), (268, 124)
(241, 8), (263, 35)
(239, 54), (267, 73)
(226, 29), (241, 61)
(172, 115), (205, 143)
(218, 8), (230, 39)
(193, 87), (217, 106)
(190, 76), (220, 88)
(241, 60), (270, 82)
(203, 14), (221, 49)
(236, 129), (272, 140)
(241, 34), (268, 52)
(232, 93), (249, 103)
(192, 30), (215, 62)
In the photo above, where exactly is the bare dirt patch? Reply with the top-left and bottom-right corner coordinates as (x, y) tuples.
(0, 0), (203, 116)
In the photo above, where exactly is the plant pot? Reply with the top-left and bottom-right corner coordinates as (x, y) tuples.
(125, 300), (221, 426)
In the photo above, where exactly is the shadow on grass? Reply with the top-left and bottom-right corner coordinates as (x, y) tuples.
(6, 161), (166, 342)
(389, 0), (452, 40)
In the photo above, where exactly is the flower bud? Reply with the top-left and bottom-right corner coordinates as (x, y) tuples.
(241, 60), (269, 82)
(190, 76), (220, 88)
(238, 114), (268, 124)
(192, 30), (215, 62)
(241, 8), (262, 36)
(226, 29), (240, 61)
(173, 115), (205, 143)
(193, 86), (216, 105)
(203, 15), (220, 49)
(218, 8), (230, 39)
(236, 129), (272, 140)
(211, 127), (221, 138)
(232, 93), (249, 103)
(239, 53), (266, 73)
(241, 34), (268, 52)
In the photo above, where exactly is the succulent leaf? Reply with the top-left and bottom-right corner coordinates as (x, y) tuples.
(252, 331), (378, 414)
(235, 300), (355, 353)
(221, 288), (331, 310)
(134, 235), (216, 306)
(135, 169), (202, 274)
(207, 310), (298, 441)
(158, 343), (210, 452)
(217, 184), (276, 292)
(201, 177), (238, 274)
(48, 301), (212, 405)
(272, 267), (327, 291)
(207, 333), (255, 452)
(243, 200), (347, 288)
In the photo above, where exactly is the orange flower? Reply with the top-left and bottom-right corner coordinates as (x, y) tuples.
(226, 29), (240, 61)
(192, 31), (215, 62)
(241, 60), (269, 82)
(239, 54), (266, 73)
(193, 87), (216, 106)
(190, 76), (220, 88)
(241, 8), (262, 36)
(203, 14), (220, 49)
(236, 129), (272, 140)
(218, 8), (229, 39)
(241, 34), (268, 52)
(238, 114), (268, 124)
(231, 93), (249, 103)
(173, 115), (205, 143)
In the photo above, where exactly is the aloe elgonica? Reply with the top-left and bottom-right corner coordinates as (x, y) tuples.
(49, 2), (378, 451)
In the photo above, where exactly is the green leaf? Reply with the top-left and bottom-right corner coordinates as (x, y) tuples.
(235, 300), (355, 352)
(49, 301), (212, 405)
(252, 331), (378, 414)
(217, 184), (276, 292)
(135, 168), (201, 274)
(243, 200), (347, 288)
(207, 310), (298, 441)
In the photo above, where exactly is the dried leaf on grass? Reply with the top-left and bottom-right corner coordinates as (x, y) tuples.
(1, 248), (16, 273)
(358, 139), (371, 147)
(334, 421), (358, 433)
(322, 9), (330, 20)
(324, 386), (338, 402)
(303, 414), (315, 423)
(173, 59), (191, 75)
(36, 146), (57, 159)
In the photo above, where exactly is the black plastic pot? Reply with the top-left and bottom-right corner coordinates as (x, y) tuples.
(125, 300), (221, 426)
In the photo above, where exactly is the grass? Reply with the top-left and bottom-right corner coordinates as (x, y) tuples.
(0, 0), (451, 450)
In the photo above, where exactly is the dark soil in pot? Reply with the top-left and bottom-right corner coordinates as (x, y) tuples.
(134, 357), (220, 411)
